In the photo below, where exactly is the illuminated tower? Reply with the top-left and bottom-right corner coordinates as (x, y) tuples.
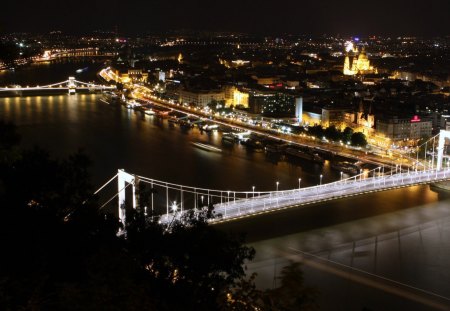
(343, 54), (353, 75)
(295, 97), (303, 123)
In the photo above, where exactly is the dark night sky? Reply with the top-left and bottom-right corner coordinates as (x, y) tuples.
(2, 0), (449, 36)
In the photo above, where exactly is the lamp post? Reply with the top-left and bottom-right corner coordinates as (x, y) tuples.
(320, 174), (323, 186)
(171, 201), (177, 213)
(298, 178), (301, 189)
(252, 186), (255, 198)
(359, 169), (363, 188)
(166, 201), (179, 229)
(340, 171), (343, 181)
(226, 191), (230, 217)
(276, 181), (279, 192)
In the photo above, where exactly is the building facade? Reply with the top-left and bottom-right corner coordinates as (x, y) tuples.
(376, 115), (432, 144)
(248, 91), (300, 116)
(321, 107), (354, 128)
(179, 89), (225, 107)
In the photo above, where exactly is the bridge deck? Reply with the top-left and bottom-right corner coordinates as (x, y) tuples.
(159, 169), (450, 224)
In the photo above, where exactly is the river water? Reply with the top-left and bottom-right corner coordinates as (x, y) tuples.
(1, 61), (450, 310)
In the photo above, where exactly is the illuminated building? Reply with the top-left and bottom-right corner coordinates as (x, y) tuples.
(224, 86), (249, 108)
(251, 75), (281, 86)
(232, 89), (249, 108)
(321, 107), (354, 128)
(110, 67), (148, 83)
(356, 101), (375, 134)
(219, 59), (251, 68)
(249, 91), (300, 116)
(343, 41), (377, 76)
(179, 89), (225, 107)
(295, 98), (303, 123)
(376, 115), (432, 144)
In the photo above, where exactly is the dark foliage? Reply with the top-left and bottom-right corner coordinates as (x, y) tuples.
(0, 121), (316, 310)
(0, 121), (256, 310)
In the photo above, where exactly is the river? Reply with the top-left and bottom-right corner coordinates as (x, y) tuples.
(1, 61), (450, 310)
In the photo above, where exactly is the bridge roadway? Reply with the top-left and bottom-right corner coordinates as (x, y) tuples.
(160, 169), (450, 224)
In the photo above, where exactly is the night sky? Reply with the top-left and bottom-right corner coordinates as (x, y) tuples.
(2, 0), (449, 36)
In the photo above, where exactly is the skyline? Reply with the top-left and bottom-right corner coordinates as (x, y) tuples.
(2, 0), (450, 36)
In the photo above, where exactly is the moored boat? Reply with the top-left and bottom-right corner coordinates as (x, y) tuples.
(285, 147), (324, 164)
(330, 161), (359, 175)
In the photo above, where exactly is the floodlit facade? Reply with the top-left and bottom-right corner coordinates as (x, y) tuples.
(343, 42), (377, 76)
(179, 89), (225, 107)
(376, 115), (432, 144)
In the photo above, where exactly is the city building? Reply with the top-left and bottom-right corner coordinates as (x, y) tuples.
(110, 67), (148, 83)
(321, 106), (354, 128)
(376, 115), (432, 145)
(343, 42), (377, 76)
(248, 91), (300, 116)
(179, 89), (225, 107)
(251, 75), (281, 86)
(224, 86), (249, 108)
(355, 101), (375, 134)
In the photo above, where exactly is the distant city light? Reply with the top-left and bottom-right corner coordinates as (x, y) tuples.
(345, 41), (354, 52)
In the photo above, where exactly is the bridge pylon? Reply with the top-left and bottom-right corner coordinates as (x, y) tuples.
(437, 130), (450, 170)
(68, 76), (76, 94)
(117, 169), (139, 226)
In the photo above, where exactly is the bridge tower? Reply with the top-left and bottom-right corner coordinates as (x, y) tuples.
(437, 130), (450, 170)
(68, 77), (76, 94)
(117, 169), (139, 226)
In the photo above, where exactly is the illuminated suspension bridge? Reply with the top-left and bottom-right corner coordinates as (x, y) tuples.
(93, 130), (450, 226)
(0, 77), (115, 95)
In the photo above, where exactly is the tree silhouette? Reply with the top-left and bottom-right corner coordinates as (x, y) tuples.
(0, 122), (316, 310)
(351, 132), (368, 147)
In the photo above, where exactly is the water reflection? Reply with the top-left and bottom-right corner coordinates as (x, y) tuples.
(235, 186), (450, 310)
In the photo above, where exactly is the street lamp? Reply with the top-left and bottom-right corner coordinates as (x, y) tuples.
(340, 171), (343, 181)
(252, 186), (255, 198)
(171, 201), (178, 213)
(319, 174), (323, 186)
(276, 181), (279, 192)
(298, 178), (301, 189)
